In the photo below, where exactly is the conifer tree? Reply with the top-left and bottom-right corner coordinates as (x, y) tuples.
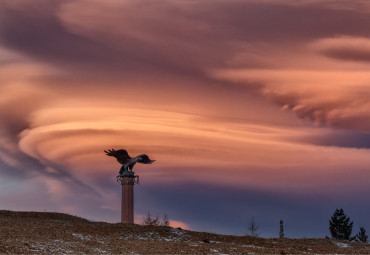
(355, 227), (368, 243)
(279, 220), (284, 238)
(329, 208), (353, 240)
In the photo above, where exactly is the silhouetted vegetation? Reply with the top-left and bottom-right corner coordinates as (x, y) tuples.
(279, 220), (285, 238)
(142, 211), (160, 226)
(162, 213), (170, 226)
(246, 217), (259, 237)
(355, 227), (368, 243)
(329, 208), (353, 240)
(142, 211), (170, 226)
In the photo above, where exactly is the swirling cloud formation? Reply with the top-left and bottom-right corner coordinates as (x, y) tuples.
(1, 0), (370, 236)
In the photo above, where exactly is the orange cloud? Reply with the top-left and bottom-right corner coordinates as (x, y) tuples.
(211, 38), (370, 131)
(2, 0), (370, 236)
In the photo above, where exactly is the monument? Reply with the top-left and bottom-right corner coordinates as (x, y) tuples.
(105, 148), (155, 223)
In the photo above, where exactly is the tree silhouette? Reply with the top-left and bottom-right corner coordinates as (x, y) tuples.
(279, 220), (284, 238)
(162, 214), (170, 226)
(355, 227), (368, 243)
(329, 208), (353, 240)
(246, 217), (259, 237)
(142, 211), (160, 226)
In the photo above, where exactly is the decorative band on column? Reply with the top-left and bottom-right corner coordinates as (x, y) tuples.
(120, 177), (135, 185)
(116, 174), (140, 185)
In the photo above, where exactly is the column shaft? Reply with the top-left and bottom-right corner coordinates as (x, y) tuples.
(121, 177), (134, 223)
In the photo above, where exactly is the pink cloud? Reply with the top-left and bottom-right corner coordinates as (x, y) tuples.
(2, 0), (370, 236)
(310, 36), (370, 62)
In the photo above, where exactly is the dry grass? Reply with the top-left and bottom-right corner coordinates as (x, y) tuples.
(0, 210), (369, 254)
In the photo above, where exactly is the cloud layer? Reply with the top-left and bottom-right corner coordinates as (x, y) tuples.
(1, 0), (370, 237)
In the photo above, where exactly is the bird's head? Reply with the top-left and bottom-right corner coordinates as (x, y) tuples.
(138, 154), (155, 164)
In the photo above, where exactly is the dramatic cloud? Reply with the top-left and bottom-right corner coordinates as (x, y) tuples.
(212, 68), (370, 130)
(311, 36), (370, 62)
(1, 0), (370, 237)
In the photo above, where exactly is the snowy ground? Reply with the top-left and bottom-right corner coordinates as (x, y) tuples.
(1, 210), (369, 254)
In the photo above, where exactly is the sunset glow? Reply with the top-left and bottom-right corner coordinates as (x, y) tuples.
(1, 0), (370, 237)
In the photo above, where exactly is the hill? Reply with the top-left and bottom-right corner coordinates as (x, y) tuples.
(1, 210), (369, 254)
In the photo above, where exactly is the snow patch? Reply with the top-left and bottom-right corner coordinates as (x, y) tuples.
(171, 228), (185, 236)
(334, 241), (350, 248)
(72, 233), (91, 240)
(209, 248), (229, 255)
(241, 244), (264, 249)
(93, 247), (109, 254)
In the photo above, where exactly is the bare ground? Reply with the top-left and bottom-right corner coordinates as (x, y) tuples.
(0, 210), (369, 254)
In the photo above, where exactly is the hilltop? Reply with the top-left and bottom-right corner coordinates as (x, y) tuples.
(0, 210), (369, 254)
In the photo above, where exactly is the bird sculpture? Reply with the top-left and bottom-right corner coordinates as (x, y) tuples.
(104, 148), (155, 176)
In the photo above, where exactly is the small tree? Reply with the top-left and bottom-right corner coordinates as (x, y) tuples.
(355, 227), (368, 243)
(246, 217), (259, 237)
(142, 211), (160, 226)
(279, 220), (284, 238)
(329, 208), (353, 240)
(162, 214), (170, 226)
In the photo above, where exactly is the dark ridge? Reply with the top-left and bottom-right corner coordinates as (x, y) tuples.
(0, 210), (89, 222)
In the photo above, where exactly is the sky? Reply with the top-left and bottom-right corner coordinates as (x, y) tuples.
(1, 0), (370, 238)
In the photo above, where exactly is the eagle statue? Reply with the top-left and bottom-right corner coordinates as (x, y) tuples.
(104, 148), (155, 176)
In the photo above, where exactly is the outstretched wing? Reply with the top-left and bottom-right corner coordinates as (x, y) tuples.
(104, 149), (131, 164)
(138, 154), (155, 164)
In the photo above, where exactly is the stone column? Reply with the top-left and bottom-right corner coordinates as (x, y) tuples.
(120, 177), (135, 223)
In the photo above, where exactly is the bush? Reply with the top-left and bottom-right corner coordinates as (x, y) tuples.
(142, 211), (160, 226)
(142, 211), (170, 227)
